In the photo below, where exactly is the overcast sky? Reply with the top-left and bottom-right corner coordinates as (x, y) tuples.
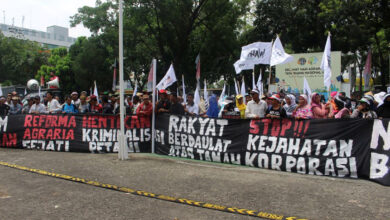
(1, 0), (97, 38)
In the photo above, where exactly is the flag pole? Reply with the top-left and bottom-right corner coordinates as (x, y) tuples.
(151, 58), (157, 154)
(118, 0), (128, 160)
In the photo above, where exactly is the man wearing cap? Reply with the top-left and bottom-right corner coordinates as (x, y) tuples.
(169, 92), (185, 115)
(71, 91), (81, 109)
(9, 96), (22, 115)
(136, 94), (153, 117)
(22, 97), (34, 114)
(245, 89), (268, 118)
(185, 93), (199, 116)
(266, 94), (287, 119)
(0, 96), (10, 116)
(156, 89), (171, 113)
(29, 96), (46, 114)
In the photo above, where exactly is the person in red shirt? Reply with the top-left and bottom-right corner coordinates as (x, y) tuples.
(89, 95), (102, 113)
(136, 94), (153, 117)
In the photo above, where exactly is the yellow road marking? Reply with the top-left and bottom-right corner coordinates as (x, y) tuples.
(0, 161), (308, 220)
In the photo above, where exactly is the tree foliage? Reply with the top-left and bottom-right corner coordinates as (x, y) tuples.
(0, 33), (48, 86)
(70, 0), (250, 91)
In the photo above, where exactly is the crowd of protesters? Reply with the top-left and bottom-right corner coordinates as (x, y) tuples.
(0, 88), (389, 119)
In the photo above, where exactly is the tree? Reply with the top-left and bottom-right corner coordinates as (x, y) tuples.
(0, 33), (48, 86)
(69, 36), (112, 92)
(70, 0), (250, 92)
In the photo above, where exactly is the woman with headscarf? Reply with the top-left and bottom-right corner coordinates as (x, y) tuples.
(235, 94), (246, 119)
(376, 94), (390, 118)
(293, 95), (312, 119)
(334, 96), (350, 118)
(311, 92), (330, 119)
(206, 95), (220, 118)
(351, 98), (377, 118)
(283, 94), (297, 118)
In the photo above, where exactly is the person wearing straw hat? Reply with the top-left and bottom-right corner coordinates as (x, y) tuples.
(9, 96), (22, 115)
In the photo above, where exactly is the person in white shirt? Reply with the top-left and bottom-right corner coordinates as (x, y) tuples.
(71, 91), (80, 109)
(185, 93), (199, 116)
(29, 96), (46, 114)
(46, 91), (62, 114)
(245, 89), (268, 118)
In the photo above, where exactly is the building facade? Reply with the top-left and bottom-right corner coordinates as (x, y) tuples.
(0, 23), (76, 49)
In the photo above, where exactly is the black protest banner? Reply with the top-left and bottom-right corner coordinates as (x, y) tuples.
(155, 114), (390, 186)
(0, 114), (151, 153)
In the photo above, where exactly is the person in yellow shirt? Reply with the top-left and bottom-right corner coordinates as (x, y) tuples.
(235, 94), (246, 119)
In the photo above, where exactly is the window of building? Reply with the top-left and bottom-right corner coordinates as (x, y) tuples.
(41, 32), (45, 38)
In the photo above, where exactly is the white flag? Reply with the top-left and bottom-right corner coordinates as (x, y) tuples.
(194, 83), (200, 107)
(270, 36), (294, 66)
(203, 79), (209, 111)
(321, 33), (332, 90)
(256, 69), (263, 97)
(234, 78), (239, 95)
(132, 80), (138, 101)
(0, 84), (3, 97)
(303, 77), (312, 104)
(241, 78), (246, 103)
(218, 83), (226, 106)
(234, 59), (254, 74)
(93, 81), (99, 101)
(24, 88), (27, 95)
(240, 42), (273, 66)
(182, 75), (187, 104)
(156, 64), (177, 90)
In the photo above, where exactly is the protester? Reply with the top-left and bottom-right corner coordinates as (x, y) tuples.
(245, 89), (268, 118)
(89, 95), (102, 114)
(266, 94), (287, 119)
(376, 94), (390, 118)
(334, 96), (350, 118)
(206, 95), (219, 118)
(0, 96), (10, 116)
(46, 91), (62, 114)
(62, 95), (78, 114)
(185, 93), (199, 116)
(235, 95), (246, 119)
(311, 92), (330, 119)
(283, 94), (297, 118)
(245, 94), (252, 104)
(5, 93), (12, 105)
(101, 95), (113, 114)
(136, 94), (153, 117)
(114, 97), (120, 115)
(169, 93), (185, 115)
(131, 96), (141, 114)
(22, 97), (34, 114)
(29, 96), (46, 114)
(78, 95), (90, 113)
(293, 95), (312, 119)
(156, 90), (171, 113)
(71, 91), (80, 109)
(9, 96), (22, 115)
(351, 98), (377, 119)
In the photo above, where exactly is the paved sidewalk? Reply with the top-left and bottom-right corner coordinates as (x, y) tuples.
(0, 148), (388, 220)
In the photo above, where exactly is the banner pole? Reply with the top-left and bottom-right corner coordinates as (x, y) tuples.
(118, 0), (128, 160)
(151, 58), (157, 154)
